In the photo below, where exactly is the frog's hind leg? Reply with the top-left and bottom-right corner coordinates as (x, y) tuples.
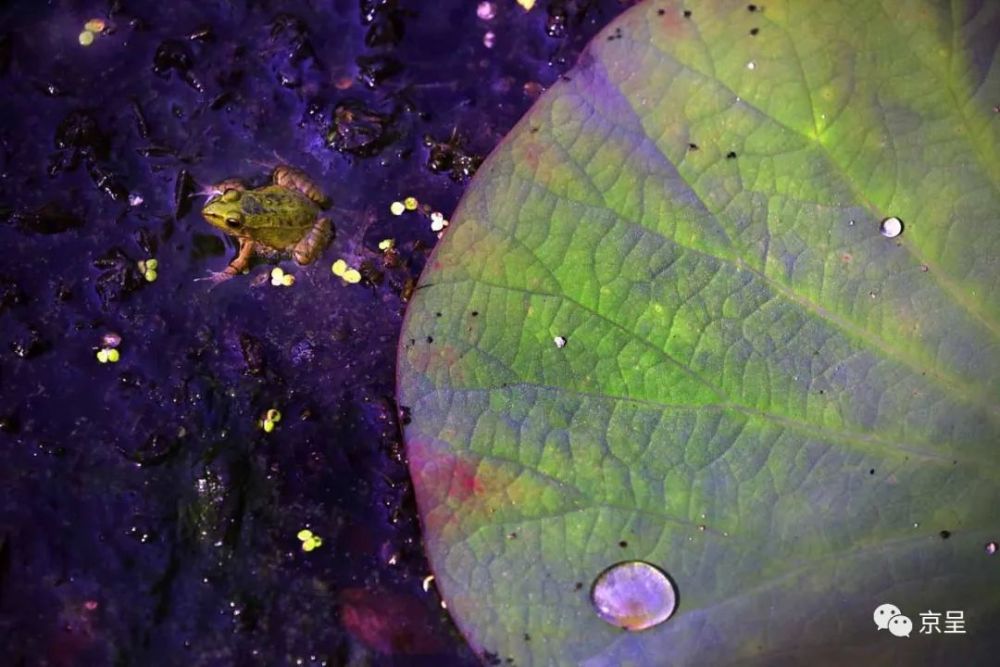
(291, 217), (333, 266)
(273, 164), (330, 209)
(198, 177), (246, 201)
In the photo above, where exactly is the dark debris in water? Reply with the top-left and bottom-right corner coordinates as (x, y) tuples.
(423, 131), (484, 181)
(0, 0), (631, 664)
(6, 201), (85, 235)
(328, 98), (402, 158)
(92, 246), (145, 306)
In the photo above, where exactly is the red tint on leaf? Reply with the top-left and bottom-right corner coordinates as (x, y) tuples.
(658, 5), (687, 36)
(408, 439), (483, 503)
(409, 439), (525, 540)
(515, 140), (543, 171)
(404, 343), (469, 384)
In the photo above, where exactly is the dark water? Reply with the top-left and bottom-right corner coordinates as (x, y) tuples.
(0, 0), (630, 665)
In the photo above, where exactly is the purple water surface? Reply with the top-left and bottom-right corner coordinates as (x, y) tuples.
(0, 1), (632, 665)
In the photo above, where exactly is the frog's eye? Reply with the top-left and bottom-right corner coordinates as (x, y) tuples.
(225, 217), (243, 229)
(221, 189), (242, 202)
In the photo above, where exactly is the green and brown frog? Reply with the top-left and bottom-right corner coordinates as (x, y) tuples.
(199, 164), (333, 283)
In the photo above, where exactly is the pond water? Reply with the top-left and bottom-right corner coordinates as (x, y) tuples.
(0, 0), (630, 664)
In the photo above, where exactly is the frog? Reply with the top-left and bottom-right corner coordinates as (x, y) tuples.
(198, 164), (333, 284)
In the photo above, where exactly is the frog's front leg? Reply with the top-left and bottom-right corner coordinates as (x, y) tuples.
(215, 178), (246, 193)
(196, 237), (256, 285)
(227, 237), (257, 274)
(291, 217), (333, 266)
(273, 164), (330, 209)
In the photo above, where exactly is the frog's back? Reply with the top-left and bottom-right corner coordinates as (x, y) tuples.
(243, 185), (318, 249)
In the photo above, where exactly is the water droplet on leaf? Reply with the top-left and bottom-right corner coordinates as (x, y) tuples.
(880, 217), (903, 238)
(590, 561), (677, 631)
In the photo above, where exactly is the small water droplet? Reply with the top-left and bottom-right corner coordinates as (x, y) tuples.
(590, 561), (677, 631)
(987, 541), (998, 555)
(880, 217), (903, 238)
(477, 1), (496, 20)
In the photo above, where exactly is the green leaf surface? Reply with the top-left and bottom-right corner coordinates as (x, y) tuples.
(397, 1), (1000, 664)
